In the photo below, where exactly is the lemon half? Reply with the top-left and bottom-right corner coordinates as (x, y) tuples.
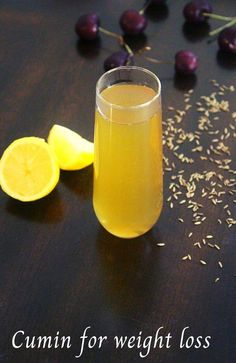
(0, 137), (60, 202)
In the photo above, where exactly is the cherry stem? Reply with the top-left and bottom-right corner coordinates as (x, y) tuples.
(139, 54), (174, 65)
(209, 18), (236, 37)
(144, 55), (163, 64)
(203, 12), (234, 22)
(123, 43), (134, 56)
(99, 27), (123, 43)
(202, 12), (236, 37)
(139, 0), (152, 14)
(99, 26), (134, 56)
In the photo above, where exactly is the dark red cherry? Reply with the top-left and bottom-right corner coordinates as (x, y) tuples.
(104, 51), (130, 71)
(175, 50), (198, 74)
(75, 13), (100, 41)
(183, 0), (212, 23)
(218, 26), (236, 54)
(120, 9), (147, 36)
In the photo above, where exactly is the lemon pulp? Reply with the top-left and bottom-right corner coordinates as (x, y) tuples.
(0, 137), (60, 202)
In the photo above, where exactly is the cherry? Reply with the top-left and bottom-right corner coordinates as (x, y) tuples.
(104, 51), (131, 71)
(175, 50), (198, 75)
(120, 9), (147, 36)
(183, 0), (212, 24)
(218, 27), (236, 53)
(75, 13), (100, 41)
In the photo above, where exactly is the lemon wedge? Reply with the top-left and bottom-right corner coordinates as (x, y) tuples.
(0, 137), (60, 202)
(48, 124), (94, 170)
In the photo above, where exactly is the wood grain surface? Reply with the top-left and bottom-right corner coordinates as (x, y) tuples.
(0, 1), (236, 362)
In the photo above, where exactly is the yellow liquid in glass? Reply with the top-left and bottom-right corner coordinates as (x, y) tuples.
(93, 83), (163, 238)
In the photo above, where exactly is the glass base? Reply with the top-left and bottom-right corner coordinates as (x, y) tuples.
(94, 203), (163, 239)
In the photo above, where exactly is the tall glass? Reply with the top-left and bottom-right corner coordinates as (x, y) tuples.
(93, 66), (163, 238)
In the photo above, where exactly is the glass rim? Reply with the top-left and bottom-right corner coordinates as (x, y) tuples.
(96, 66), (161, 111)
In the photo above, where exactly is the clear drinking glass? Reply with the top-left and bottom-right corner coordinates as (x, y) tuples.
(93, 66), (163, 238)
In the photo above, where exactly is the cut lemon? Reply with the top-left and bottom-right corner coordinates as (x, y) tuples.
(48, 124), (94, 170)
(0, 137), (60, 202)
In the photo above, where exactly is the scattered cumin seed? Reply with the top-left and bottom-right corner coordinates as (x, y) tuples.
(200, 260), (207, 265)
(215, 277), (220, 283)
(165, 81), (235, 271)
(208, 243), (214, 248)
(218, 261), (223, 269)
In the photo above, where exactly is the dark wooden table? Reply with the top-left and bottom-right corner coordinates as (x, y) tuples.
(0, 1), (236, 362)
